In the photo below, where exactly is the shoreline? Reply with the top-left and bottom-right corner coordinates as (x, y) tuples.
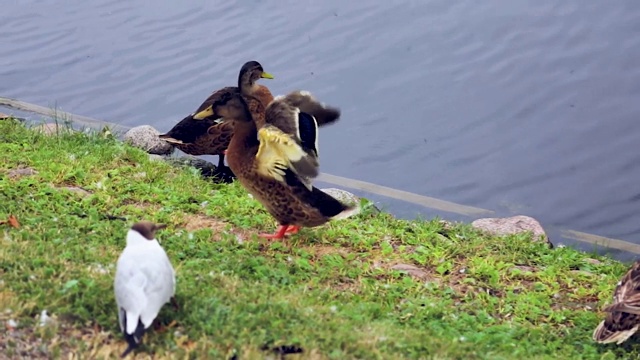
(0, 116), (635, 358)
(1, 97), (638, 260)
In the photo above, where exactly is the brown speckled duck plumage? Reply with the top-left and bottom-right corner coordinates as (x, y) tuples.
(593, 260), (640, 344)
(192, 90), (358, 239)
(159, 61), (274, 180)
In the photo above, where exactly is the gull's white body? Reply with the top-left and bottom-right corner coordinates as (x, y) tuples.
(114, 229), (175, 336)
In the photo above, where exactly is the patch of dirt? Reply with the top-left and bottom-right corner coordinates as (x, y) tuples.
(54, 185), (92, 198)
(182, 214), (228, 233)
(308, 245), (351, 258)
(120, 200), (161, 212)
(180, 214), (257, 243)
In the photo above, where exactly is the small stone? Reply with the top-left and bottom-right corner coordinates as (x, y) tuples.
(39, 310), (54, 327)
(0, 113), (26, 122)
(439, 220), (455, 230)
(124, 125), (174, 155)
(60, 186), (91, 197)
(32, 123), (75, 136)
(471, 215), (550, 245)
(390, 263), (432, 281)
(6, 319), (17, 330)
(8, 167), (38, 179)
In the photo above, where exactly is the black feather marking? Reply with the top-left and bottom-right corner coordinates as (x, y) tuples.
(120, 313), (147, 358)
(161, 86), (242, 143)
(296, 111), (318, 156)
(284, 169), (348, 218)
(160, 114), (218, 144)
(314, 106), (341, 126)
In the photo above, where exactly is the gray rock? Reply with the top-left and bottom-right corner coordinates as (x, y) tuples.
(471, 215), (550, 245)
(164, 155), (218, 177)
(0, 113), (26, 123)
(123, 125), (174, 155)
(321, 188), (359, 207)
(59, 186), (92, 197)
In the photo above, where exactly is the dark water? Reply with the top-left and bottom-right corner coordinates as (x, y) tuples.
(3, 1), (640, 258)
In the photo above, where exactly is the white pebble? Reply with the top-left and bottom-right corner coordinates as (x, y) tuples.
(39, 310), (52, 327)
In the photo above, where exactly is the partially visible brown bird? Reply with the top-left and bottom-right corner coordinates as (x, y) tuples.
(593, 260), (640, 344)
(159, 61), (274, 181)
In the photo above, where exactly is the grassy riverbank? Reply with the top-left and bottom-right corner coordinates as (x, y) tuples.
(0, 118), (636, 359)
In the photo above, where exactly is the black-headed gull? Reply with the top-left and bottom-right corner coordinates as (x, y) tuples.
(114, 221), (176, 358)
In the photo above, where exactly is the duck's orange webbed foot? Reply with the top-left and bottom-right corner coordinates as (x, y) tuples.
(285, 226), (300, 235)
(259, 225), (300, 239)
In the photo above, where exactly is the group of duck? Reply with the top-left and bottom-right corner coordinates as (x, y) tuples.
(159, 60), (358, 239)
(112, 60), (640, 357)
(114, 60), (359, 357)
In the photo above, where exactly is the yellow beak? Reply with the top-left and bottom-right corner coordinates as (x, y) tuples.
(261, 71), (275, 79)
(192, 106), (213, 120)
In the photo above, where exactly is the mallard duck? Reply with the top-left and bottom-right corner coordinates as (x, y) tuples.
(158, 61), (274, 181)
(114, 221), (176, 358)
(593, 260), (640, 344)
(192, 90), (358, 239)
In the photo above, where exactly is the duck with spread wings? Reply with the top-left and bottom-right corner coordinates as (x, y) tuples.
(192, 90), (358, 239)
(159, 61), (274, 181)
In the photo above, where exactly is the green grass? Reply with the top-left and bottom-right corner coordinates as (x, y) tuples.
(0, 118), (636, 359)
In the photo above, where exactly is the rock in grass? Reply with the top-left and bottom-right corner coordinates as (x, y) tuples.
(124, 125), (174, 155)
(471, 215), (550, 245)
(7, 167), (38, 179)
(0, 113), (26, 123)
(164, 156), (218, 177)
(321, 188), (359, 207)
